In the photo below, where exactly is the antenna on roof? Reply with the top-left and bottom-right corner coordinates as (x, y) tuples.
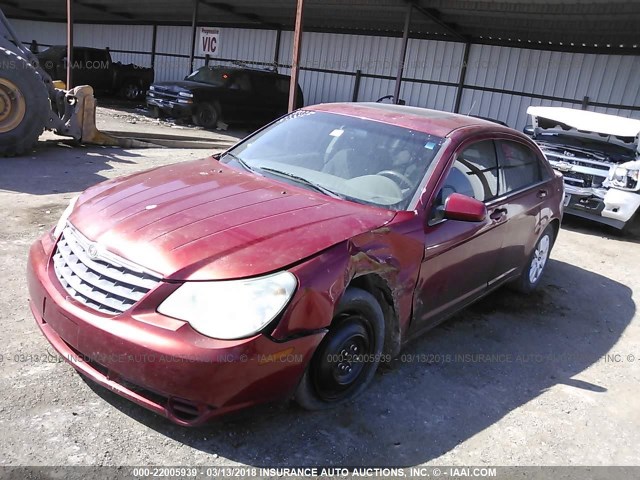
(466, 100), (477, 116)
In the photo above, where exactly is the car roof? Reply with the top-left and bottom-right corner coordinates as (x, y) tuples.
(306, 102), (513, 138)
(203, 65), (287, 78)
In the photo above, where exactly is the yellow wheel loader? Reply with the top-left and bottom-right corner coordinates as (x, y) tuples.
(0, 8), (117, 156)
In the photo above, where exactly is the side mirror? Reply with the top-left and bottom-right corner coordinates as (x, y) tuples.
(443, 193), (487, 222)
(523, 125), (535, 136)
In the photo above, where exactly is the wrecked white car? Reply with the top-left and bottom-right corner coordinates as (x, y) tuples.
(526, 106), (640, 232)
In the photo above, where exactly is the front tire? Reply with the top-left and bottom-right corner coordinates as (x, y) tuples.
(192, 102), (219, 129)
(0, 48), (49, 157)
(295, 287), (385, 410)
(622, 210), (640, 238)
(148, 105), (164, 119)
(512, 225), (555, 293)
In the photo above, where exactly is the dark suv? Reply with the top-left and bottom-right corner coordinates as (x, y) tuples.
(146, 66), (304, 128)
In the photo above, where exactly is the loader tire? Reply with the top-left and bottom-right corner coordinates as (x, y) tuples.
(0, 47), (50, 157)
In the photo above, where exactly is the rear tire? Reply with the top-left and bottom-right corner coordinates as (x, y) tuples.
(295, 287), (385, 410)
(119, 79), (142, 100)
(0, 48), (49, 157)
(192, 102), (219, 129)
(512, 225), (555, 294)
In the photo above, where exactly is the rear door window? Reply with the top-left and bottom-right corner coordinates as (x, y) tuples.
(497, 141), (545, 195)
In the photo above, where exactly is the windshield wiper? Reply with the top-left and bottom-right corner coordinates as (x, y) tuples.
(221, 152), (259, 174)
(258, 167), (344, 199)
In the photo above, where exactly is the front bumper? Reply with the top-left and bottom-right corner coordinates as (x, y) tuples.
(27, 236), (324, 426)
(563, 185), (640, 229)
(146, 96), (195, 118)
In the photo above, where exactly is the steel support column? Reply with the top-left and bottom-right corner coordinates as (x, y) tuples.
(393, 2), (412, 105)
(288, 0), (304, 112)
(274, 29), (282, 72)
(454, 42), (471, 113)
(150, 24), (158, 69)
(66, 0), (74, 88)
(189, 0), (200, 75)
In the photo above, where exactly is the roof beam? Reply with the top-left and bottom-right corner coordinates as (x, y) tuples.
(410, 1), (467, 41)
(74, 1), (137, 20)
(2, 1), (48, 18)
(201, 1), (282, 30)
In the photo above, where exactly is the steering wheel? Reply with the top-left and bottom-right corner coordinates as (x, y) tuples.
(377, 170), (413, 190)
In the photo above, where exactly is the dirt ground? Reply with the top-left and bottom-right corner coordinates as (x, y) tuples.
(0, 107), (639, 467)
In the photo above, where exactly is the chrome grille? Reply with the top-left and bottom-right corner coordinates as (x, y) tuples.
(52, 225), (162, 315)
(148, 87), (180, 101)
(543, 150), (611, 189)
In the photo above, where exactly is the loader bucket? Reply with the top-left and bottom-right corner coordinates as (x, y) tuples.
(69, 85), (121, 146)
(68, 86), (158, 148)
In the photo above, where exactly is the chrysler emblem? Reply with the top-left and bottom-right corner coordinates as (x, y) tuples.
(87, 243), (99, 259)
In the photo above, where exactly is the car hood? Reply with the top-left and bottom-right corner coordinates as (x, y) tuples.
(152, 81), (220, 93)
(69, 159), (396, 281)
(528, 106), (640, 139)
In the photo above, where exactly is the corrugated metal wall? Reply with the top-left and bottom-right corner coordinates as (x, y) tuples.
(459, 44), (640, 128)
(10, 19), (640, 129)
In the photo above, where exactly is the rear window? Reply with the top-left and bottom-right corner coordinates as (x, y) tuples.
(186, 67), (229, 86)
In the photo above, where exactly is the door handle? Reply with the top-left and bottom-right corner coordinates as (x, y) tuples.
(537, 189), (548, 199)
(489, 207), (507, 221)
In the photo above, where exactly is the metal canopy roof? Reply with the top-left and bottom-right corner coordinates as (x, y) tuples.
(4, 0), (640, 54)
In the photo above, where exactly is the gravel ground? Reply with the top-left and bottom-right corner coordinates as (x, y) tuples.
(0, 110), (639, 467)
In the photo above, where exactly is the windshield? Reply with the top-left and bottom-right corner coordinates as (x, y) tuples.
(185, 67), (229, 86)
(221, 111), (445, 210)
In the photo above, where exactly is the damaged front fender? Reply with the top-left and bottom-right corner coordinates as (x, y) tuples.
(269, 216), (424, 357)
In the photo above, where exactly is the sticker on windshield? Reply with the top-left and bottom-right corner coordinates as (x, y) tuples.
(330, 129), (344, 137)
(424, 141), (436, 150)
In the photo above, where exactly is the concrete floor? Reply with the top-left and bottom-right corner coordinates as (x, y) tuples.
(0, 111), (638, 467)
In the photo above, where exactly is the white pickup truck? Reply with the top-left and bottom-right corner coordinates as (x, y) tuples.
(526, 106), (640, 233)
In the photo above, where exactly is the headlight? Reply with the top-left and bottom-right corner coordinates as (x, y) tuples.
(149, 85), (156, 91)
(157, 271), (297, 340)
(609, 166), (640, 191)
(52, 195), (79, 239)
(178, 91), (194, 98)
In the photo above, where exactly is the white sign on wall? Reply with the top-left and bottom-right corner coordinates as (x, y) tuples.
(198, 27), (220, 57)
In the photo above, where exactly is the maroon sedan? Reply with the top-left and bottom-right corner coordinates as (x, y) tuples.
(27, 103), (563, 425)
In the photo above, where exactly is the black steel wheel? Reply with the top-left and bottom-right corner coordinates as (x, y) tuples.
(296, 287), (384, 410)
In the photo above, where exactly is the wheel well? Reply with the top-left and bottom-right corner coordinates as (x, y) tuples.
(121, 77), (141, 86)
(347, 274), (401, 359)
(549, 218), (560, 245)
